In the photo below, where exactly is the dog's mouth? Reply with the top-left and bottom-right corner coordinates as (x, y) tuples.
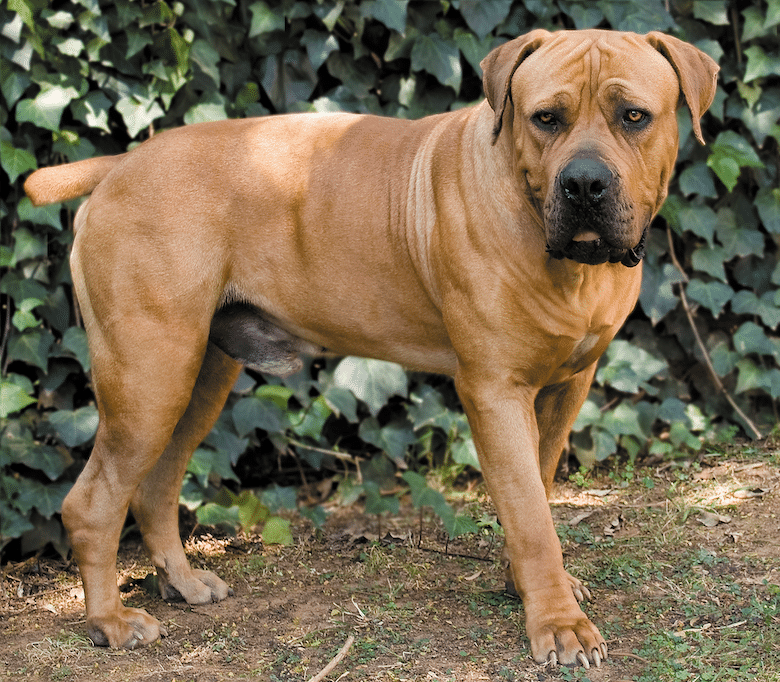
(546, 228), (647, 268)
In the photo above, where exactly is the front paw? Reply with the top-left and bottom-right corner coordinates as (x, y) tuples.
(159, 568), (233, 604)
(526, 605), (606, 668)
(87, 606), (167, 648)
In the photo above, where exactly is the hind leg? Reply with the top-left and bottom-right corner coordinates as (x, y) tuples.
(61, 322), (213, 648)
(130, 343), (242, 605)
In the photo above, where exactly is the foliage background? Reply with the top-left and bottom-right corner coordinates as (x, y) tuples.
(1, 0), (779, 559)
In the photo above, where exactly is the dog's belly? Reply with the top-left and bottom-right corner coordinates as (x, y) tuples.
(210, 300), (459, 377)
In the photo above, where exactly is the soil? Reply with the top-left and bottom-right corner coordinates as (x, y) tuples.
(2, 450), (779, 682)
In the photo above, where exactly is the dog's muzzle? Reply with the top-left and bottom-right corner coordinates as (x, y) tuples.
(546, 230), (647, 267)
(544, 157), (647, 267)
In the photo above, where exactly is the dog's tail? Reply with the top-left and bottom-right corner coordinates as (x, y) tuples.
(24, 154), (127, 206)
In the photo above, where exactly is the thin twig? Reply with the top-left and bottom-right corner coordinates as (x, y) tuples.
(417, 546), (494, 563)
(306, 634), (355, 682)
(731, 5), (742, 65)
(287, 438), (361, 464)
(609, 650), (651, 664)
(666, 228), (763, 439)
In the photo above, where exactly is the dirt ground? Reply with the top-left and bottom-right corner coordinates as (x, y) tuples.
(2, 448), (779, 682)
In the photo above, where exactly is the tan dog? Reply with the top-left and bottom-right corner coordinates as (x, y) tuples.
(25, 29), (718, 668)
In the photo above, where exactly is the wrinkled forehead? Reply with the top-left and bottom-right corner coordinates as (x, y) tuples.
(513, 31), (681, 112)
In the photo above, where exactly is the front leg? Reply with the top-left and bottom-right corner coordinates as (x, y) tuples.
(456, 367), (606, 667)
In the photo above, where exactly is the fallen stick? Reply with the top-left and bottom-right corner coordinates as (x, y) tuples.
(306, 634), (355, 682)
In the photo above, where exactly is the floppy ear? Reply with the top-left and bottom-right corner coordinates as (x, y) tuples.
(645, 32), (720, 145)
(480, 29), (551, 144)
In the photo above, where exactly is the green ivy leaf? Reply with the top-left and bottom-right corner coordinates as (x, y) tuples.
(234, 490), (270, 531)
(204, 425), (249, 467)
(743, 45), (780, 83)
(48, 406), (99, 448)
(675, 204), (718, 244)
(16, 84), (80, 132)
(596, 340), (666, 394)
(733, 321), (780, 359)
(408, 384), (457, 433)
(693, 0), (730, 25)
(601, 402), (650, 441)
(411, 33), (462, 92)
(187, 446), (239, 486)
(16, 480), (71, 518)
(450, 434), (479, 469)
(691, 245), (728, 282)
(756, 187), (780, 234)
(741, 6), (766, 42)
(196, 502), (240, 529)
(166, 26), (190, 76)
(709, 341), (739, 377)
(358, 416), (415, 465)
(403, 471), (447, 509)
(715, 210), (765, 259)
(261, 484), (297, 512)
(7, 328), (54, 371)
(453, 0), (513, 39)
(735, 359), (780, 397)
(686, 279), (734, 317)
(564, 3), (605, 28)
(0, 139), (37, 183)
(61, 326), (91, 372)
(678, 162), (717, 198)
(190, 39), (221, 87)
(262, 515), (293, 545)
(360, 0), (409, 34)
(0, 380), (37, 418)
(291, 395), (332, 440)
(0, 502), (35, 541)
(16, 197), (64, 230)
(300, 29), (340, 71)
(183, 93), (228, 124)
(363, 480), (400, 516)
(767, 0), (780, 28)
(12, 227), (46, 262)
(740, 88), (780, 147)
(639, 262), (684, 325)
(440, 508), (478, 539)
(249, 1), (285, 38)
(707, 131), (765, 191)
(731, 290), (780, 329)
(232, 395), (287, 436)
(323, 386), (359, 423)
(333, 357), (408, 416)
(453, 28), (494, 75)
(598, 0), (674, 33)
(72, 91), (111, 133)
(116, 95), (165, 139)
(3, 423), (73, 480)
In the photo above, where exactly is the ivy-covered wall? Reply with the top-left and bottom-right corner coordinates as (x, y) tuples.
(1, 0), (779, 558)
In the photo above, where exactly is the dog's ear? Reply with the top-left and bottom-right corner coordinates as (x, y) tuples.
(481, 29), (551, 144)
(645, 32), (720, 145)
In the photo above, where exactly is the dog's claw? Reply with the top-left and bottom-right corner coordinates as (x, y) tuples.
(576, 651), (590, 669)
(547, 651), (558, 666)
(592, 647), (602, 668)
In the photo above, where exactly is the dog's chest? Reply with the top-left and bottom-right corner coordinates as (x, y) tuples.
(561, 332), (604, 374)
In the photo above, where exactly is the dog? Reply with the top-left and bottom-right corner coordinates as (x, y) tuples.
(24, 28), (718, 667)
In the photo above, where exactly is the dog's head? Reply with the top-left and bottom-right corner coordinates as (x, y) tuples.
(481, 29), (719, 267)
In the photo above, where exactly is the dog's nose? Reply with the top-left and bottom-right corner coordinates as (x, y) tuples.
(559, 158), (613, 203)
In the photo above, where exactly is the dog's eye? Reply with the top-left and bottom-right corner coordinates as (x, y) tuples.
(622, 109), (649, 127)
(533, 112), (559, 130)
